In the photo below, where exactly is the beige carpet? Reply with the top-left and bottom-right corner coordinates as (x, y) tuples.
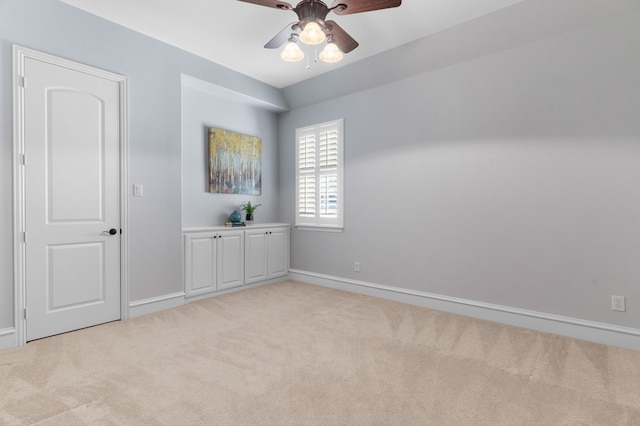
(1, 281), (640, 425)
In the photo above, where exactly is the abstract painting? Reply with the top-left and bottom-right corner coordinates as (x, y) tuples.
(208, 127), (262, 195)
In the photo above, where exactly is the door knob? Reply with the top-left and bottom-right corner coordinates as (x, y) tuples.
(102, 228), (118, 235)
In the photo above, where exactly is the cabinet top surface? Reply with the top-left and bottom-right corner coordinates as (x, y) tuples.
(184, 223), (290, 233)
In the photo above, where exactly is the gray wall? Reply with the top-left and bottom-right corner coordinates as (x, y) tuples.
(2, 0), (640, 338)
(279, 4), (640, 328)
(181, 80), (280, 227)
(0, 0), (286, 328)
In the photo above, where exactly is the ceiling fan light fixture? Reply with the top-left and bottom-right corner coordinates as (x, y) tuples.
(299, 21), (326, 45)
(319, 40), (343, 63)
(280, 36), (304, 62)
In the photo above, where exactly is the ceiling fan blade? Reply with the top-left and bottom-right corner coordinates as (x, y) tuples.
(324, 20), (358, 53)
(264, 22), (300, 48)
(330, 0), (401, 15)
(237, 0), (293, 11)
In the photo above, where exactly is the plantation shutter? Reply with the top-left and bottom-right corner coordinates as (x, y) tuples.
(295, 119), (343, 229)
(318, 128), (338, 217)
(298, 132), (316, 217)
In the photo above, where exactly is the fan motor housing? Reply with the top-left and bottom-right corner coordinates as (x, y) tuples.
(240, 0), (401, 54)
(294, 0), (330, 28)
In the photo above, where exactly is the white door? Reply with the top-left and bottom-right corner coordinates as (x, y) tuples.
(23, 55), (122, 341)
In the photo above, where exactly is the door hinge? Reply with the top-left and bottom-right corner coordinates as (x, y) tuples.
(19, 75), (26, 88)
(22, 154), (26, 166)
(24, 308), (27, 320)
(23, 231), (27, 243)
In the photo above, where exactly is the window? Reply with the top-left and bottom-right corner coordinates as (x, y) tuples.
(295, 119), (344, 231)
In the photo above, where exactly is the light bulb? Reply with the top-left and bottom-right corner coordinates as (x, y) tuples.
(299, 22), (326, 45)
(281, 40), (304, 62)
(319, 42), (343, 63)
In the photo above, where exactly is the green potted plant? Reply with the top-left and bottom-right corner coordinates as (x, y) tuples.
(240, 201), (262, 222)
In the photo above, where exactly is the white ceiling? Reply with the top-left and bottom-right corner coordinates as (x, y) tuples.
(60, 0), (524, 88)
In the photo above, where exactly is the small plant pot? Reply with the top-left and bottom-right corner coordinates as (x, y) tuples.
(245, 213), (254, 222)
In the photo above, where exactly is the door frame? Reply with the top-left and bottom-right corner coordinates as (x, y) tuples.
(12, 45), (130, 346)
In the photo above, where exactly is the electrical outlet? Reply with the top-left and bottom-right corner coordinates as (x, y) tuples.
(354, 261), (361, 272)
(612, 295), (626, 312)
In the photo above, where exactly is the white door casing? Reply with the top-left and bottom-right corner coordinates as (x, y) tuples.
(13, 46), (129, 344)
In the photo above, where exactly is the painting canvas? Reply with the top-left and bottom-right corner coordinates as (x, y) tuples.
(208, 128), (262, 195)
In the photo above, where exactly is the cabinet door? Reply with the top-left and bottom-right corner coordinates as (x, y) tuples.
(184, 234), (217, 297)
(217, 230), (244, 290)
(268, 228), (289, 278)
(245, 230), (268, 284)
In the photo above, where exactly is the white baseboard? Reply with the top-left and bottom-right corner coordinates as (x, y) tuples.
(128, 292), (186, 318)
(289, 270), (640, 352)
(128, 276), (290, 317)
(0, 328), (17, 351)
(186, 276), (289, 303)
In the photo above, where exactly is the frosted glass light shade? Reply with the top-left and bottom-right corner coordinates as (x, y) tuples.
(319, 42), (343, 63)
(299, 22), (326, 45)
(281, 41), (304, 62)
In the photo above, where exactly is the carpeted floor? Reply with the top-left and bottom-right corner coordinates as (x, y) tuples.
(1, 281), (640, 425)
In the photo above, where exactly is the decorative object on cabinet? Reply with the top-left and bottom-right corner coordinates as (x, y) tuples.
(228, 210), (242, 223)
(240, 201), (262, 224)
(208, 127), (262, 195)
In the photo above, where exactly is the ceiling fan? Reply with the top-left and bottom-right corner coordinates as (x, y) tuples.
(238, 0), (402, 63)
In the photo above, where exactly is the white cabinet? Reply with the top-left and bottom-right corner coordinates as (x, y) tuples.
(184, 224), (290, 298)
(244, 226), (290, 284)
(184, 229), (244, 298)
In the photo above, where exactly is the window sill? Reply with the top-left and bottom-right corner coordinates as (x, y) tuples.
(295, 225), (343, 233)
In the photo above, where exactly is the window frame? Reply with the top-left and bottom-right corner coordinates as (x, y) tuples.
(295, 118), (344, 232)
